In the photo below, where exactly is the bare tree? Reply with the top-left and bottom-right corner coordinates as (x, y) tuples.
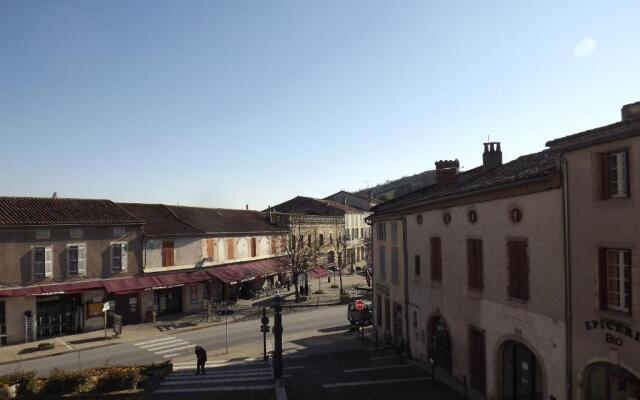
(279, 223), (321, 303)
(333, 220), (350, 297)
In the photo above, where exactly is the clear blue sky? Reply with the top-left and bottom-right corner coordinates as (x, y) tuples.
(1, 1), (639, 210)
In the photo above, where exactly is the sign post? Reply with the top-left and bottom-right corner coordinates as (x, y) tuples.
(260, 308), (270, 361)
(272, 296), (283, 380)
(102, 302), (110, 340)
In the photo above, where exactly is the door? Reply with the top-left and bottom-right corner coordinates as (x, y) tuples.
(393, 302), (403, 346)
(429, 316), (452, 373)
(502, 341), (543, 400)
(587, 362), (640, 400)
(114, 294), (140, 324)
(469, 328), (486, 393)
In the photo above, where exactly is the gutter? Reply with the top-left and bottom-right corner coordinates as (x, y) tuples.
(561, 156), (573, 400)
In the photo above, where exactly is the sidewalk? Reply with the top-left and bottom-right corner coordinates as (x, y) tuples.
(0, 272), (370, 366)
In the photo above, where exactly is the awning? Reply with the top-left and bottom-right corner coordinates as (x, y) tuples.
(308, 267), (330, 279)
(155, 271), (210, 287)
(0, 286), (43, 297)
(39, 281), (104, 295)
(103, 276), (164, 294)
(207, 258), (284, 285)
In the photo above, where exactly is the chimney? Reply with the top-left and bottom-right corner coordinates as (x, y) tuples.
(482, 142), (502, 171)
(435, 159), (459, 184)
(267, 206), (274, 223)
(622, 101), (640, 121)
(246, 204), (249, 210)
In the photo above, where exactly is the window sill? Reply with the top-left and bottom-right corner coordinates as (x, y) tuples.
(596, 309), (634, 323)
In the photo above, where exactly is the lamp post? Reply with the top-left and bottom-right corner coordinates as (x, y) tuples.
(271, 296), (284, 380)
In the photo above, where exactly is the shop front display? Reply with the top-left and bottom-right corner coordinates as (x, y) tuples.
(154, 286), (183, 316)
(35, 294), (83, 338)
(586, 362), (640, 400)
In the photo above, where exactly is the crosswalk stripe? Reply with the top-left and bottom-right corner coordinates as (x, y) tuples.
(166, 372), (272, 380)
(161, 376), (273, 385)
(154, 344), (195, 354)
(141, 339), (186, 350)
(135, 336), (176, 346)
(162, 353), (181, 359)
(154, 385), (274, 394)
(344, 364), (414, 373)
(323, 376), (430, 388)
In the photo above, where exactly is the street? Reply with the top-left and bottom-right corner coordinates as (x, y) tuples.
(0, 304), (349, 376)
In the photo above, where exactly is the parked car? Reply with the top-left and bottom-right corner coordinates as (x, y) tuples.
(348, 300), (372, 326)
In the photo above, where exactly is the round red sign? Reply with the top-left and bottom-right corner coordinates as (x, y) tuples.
(355, 300), (365, 311)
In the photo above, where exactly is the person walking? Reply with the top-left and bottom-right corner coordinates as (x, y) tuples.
(194, 345), (207, 375)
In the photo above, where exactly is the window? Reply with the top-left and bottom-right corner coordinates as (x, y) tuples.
(507, 240), (529, 301)
(414, 255), (421, 276)
(271, 237), (277, 254)
(190, 285), (198, 304)
(360, 228), (364, 238)
(33, 247), (52, 278)
(413, 310), (418, 328)
(35, 229), (50, 240)
(226, 239), (235, 260)
(378, 245), (386, 278)
(377, 223), (386, 241)
(416, 214), (423, 224)
(510, 208), (523, 223)
(111, 242), (127, 272)
(431, 237), (442, 281)
(443, 213), (451, 225)
(391, 247), (399, 284)
(206, 239), (215, 259)
(251, 238), (257, 257)
(330, 233), (334, 245)
(162, 241), (175, 266)
(70, 228), (83, 239)
(469, 327), (487, 393)
(307, 234), (312, 248)
(113, 227), (125, 237)
(467, 239), (483, 289)
(391, 223), (398, 244)
(468, 210), (478, 224)
(67, 244), (86, 275)
(602, 150), (629, 199)
(298, 235), (304, 249)
(319, 234), (324, 246)
(599, 248), (631, 314)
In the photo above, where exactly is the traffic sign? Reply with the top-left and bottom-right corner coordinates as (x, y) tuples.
(355, 300), (365, 311)
(102, 302), (111, 312)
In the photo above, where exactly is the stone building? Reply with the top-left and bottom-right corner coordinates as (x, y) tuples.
(370, 143), (567, 399)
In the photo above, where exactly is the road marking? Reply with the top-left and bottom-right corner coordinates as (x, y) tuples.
(161, 376), (273, 385)
(143, 341), (188, 351)
(154, 344), (195, 354)
(135, 336), (176, 346)
(283, 365), (306, 370)
(162, 353), (181, 359)
(154, 385), (274, 394)
(323, 376), (430, 388)
(166, 371), (272, 380)
(344, 364), (414, 373)
(369, 355), (396, 361)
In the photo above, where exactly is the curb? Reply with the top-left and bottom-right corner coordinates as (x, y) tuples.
(0, 341), (119, 367)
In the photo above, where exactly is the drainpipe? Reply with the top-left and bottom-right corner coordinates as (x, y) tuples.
(561, 156), (573, 400)
(402, 214), (410, 354)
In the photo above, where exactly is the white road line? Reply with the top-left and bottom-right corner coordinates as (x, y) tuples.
(142, 339), (187, 351)
(323, 376), (430, 388)
(283, 365), (306, 370)
(166, 372), (272, 380)
(344, 364), (414, 373)
(369, 355), (397, 361)
(135, 336), (176, 346)
(161, 376), (273, 385)
(154, 385), (274, 393)
(154, 344), (195, 354)
(162, 353), (181, 359)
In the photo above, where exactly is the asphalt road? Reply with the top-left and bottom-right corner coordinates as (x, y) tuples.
(0, 304), (348, 376)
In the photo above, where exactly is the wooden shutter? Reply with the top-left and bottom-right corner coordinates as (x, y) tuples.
(468, 239), (483, 289)
(162, 241), (174, 266)
(602, 153), (611, 199)
(121, 243), (128, 271)
(271, 237), (277, 255)
(226, 239), (235, 260)
(251, 238), (257, 257)
(467, 240), (474, 288)
(476, 240), (483, 289)
(77, 245), (86, 275)
(624, 250), (632, 315)
(518, 242), (529, 300)
(431, 237), (442, 281)
(44, 247), (53, 277)
(507, 241), (518, 298)
(598, 248), (608, 310)
(207, 239), (215, 259)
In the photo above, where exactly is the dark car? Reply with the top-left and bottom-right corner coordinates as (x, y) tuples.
(348, 300), (373, 326)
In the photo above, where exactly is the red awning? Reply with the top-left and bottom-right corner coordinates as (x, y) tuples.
(39, 280), (104, 295)
(103, 276), (164, 294)
(156, 271), (210, 287)
(207, 258), (284, 285)
(308, 267), (330, 279)
(0, 286), (43, 297)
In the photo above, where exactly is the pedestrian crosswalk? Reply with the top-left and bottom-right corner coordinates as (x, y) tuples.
(134, 336), (196, 359)
(153, 359), (275, 399)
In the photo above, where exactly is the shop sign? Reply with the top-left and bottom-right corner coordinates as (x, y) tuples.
(36, 295), (61, 302)
(38, 291), (64, 297)
(585, 319), (640, 347)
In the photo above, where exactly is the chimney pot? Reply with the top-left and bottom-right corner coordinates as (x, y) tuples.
(482, 141), (503, 171)
(622, 101), (640, 121)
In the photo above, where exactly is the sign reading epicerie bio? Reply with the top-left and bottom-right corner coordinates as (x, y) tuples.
(585, 319), (640, 347)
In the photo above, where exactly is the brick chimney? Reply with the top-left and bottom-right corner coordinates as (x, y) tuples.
(622, 101), (640, 121)
(482, 142), (502, 171)
(435, 159), (459, 184)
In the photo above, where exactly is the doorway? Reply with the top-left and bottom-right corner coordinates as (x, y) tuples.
(586, 362), (640, 400)
(154, 287), (183, 316)
(501, 340), (543, 400)
(429, 315), (452, 373)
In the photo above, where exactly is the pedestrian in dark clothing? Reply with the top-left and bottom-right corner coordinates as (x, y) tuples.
(195, 346), (207, 375)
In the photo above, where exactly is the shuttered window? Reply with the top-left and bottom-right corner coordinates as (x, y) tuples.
(33, 246), (53, 278)
(226, 239), (235, 260)
(467, 239), (483, 290)
(507, 240), (529, 301)
(162, 241), (174, 266)
(68, 244), (86, 275)
(391, 247), (399, 284)
(602, 150), (629, 199)
(111, 243), (127, 272)
(414, 255), (421, 277)
(205, 239), (215, 259)
(251, 238), (257, 257)
(378, 245), (386, 279)
(469, 327), (486, 393)
(430, 237), (442, 281)
(271, 237), (277, 254)
(599, 248), (632, 315)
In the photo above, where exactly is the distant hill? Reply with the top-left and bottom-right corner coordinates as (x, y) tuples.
(355, 169), (437, 202)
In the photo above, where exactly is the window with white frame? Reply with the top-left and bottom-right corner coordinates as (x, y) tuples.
(604, 249), (631, 313)
(603, 151), (629, 198)
(67, 244), (86, 275)
(33, 246), (53, 278)
(111, 242), (128, 272)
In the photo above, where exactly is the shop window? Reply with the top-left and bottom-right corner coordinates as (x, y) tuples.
(587, 362), (640, 400)
(111, 242), (127, 272)
(33, 246), (53, 278)
(376, 294), (382, 326)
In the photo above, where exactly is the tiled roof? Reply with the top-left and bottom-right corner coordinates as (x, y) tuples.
(272, 196), (363, 216)
(0, 197), (143, 226)
(119, 203), (286, 236)
(374, 150), (560, 215)
(546, 117), (640, 150)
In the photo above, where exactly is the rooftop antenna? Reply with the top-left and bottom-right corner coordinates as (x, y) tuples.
(51, 192), (57, 198)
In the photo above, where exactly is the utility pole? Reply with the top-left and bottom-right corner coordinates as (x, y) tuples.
(272, 296), (283, 380)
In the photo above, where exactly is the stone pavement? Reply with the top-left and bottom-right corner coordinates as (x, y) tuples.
(0, 272), (369, 366)
(152, 358), (274, 400)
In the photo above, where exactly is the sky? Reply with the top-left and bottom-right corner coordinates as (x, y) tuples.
(1, 1), (640, 210)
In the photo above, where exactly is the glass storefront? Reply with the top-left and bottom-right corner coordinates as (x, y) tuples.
(36, 294), (83, 338)
(587, 362), (640, 400)
(154, 287), (183, 316)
